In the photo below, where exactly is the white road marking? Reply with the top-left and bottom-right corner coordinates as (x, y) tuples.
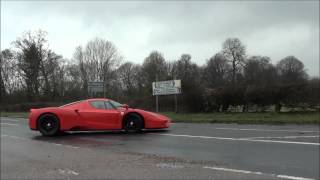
(276, 175), (315, 180)
(204, 166), (262, 175)
(52, 143), (63, 146)
(1, 134), (80, 149)
(150, 133), (320, 146)
(68, 170), (79, 176)
(246, 135), (320, 140)
(0, 123), (19, 126)
(203, 166), (315, 180)
(66, 145), (80, 149)
(58, 169), (79, 176)
(212, 127), (319, 133)
(68, 130), (111, 133)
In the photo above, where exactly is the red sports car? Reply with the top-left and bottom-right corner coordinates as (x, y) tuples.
(29, 98), (171, 136)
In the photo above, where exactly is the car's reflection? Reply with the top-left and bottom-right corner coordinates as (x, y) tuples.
(31, 129), (169, 147)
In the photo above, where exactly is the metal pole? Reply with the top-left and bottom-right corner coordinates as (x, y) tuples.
(103, 82), (106, 98)
(156, 95), (159, 112)
(174, 94), (178, 113)
(173, 77), (178, 113)
(155, 74), (159, 112)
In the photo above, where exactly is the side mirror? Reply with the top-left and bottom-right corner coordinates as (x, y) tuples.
(122, 104), (129, 110)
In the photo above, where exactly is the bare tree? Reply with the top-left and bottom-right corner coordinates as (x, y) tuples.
(84, 38), (122, 82)
(74, 38), (122, 97)
(0, 54), (4, 100)
(117, 62), (140, 95)
(244, 56), (277, 85)
(142, 51), (167, 88)
(13, 31), (48, 101)
(1, 49), (17, 97)
(172, 54), (204, 112)
(276, 56), (308, 83)
(172, 54), (192, 79)
(203, 53), (231, 88)
(222, 38), (246, 85)
(273, 56), (309, 111)
(242, 56), (278, 111)
(2, 31), (318, 113)
(73, 46), (88, 96)
(39, 50), (63, 98)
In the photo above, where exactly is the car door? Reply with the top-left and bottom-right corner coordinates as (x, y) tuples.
(79, 100), (121, 130)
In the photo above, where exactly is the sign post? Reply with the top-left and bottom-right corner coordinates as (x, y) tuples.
(155, 75), (158, 112)
(156, 93), (159, 112)
(152, 80), (181, 112)
(174, 94), (178, 113)
(88, 82), (104, 97)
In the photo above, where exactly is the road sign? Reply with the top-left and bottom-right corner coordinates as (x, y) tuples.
(152, 80), (181, 96)
(88, 82), (104, 97)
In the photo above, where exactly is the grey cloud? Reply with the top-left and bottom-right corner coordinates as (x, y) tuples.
(1, 1), (319, 76)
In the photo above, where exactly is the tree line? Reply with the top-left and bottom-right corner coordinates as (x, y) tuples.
(0, 30), (319, 112)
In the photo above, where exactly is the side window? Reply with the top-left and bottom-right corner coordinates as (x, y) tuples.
(105, 101), (114, 110)
(90, 101), (106, 109)
(109, 100), (123, 108)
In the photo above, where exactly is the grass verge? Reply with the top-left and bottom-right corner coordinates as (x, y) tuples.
(1, 111), (319, 124)
(161, 112), (320, 124)
(1, 112), (29, 118)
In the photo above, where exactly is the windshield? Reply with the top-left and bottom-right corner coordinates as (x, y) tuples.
(109, 100), (123, 108)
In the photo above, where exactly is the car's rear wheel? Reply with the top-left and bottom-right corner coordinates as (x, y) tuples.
(124, 113), (144, 133)
(37, 114), (60, 136)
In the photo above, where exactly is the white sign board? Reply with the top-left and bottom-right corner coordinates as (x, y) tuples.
(88, 81), (104, 94)
(152, 80), (181, 96)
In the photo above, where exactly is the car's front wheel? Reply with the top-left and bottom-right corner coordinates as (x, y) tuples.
(37, 114), (60, 136)
(123, 113), (144, 133)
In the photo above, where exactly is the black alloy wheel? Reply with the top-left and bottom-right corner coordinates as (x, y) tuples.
(124, 114), (143, 133)
(37, 114), (60, 136)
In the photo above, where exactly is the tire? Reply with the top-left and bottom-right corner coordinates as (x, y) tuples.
(37, 114), (60, 136)
(123, 113), (144, 133)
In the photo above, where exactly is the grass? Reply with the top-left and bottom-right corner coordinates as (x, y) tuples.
(161, 112), (320, 124)
(0, 112), (29, 118)
(1, 111), (319, 124)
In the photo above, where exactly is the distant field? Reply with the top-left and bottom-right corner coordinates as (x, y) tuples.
(1, 111), (319, 124)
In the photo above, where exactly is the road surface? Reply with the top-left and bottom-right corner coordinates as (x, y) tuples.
(1, 117), (319, 179)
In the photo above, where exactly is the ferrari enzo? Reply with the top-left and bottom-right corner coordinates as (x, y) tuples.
(29, 98), (171, 136)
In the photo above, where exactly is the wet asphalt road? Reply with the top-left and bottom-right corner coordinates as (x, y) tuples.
(1, 117), (319, 180)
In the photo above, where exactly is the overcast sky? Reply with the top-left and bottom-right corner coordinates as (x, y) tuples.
(1, 1), (319, 76)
